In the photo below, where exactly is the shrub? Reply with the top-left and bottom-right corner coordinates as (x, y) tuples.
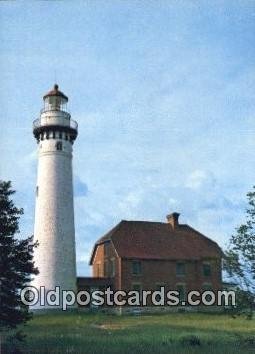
(180, 334), (201, 346)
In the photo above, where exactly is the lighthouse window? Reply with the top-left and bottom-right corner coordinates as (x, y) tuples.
(36, 186), (39, 197)
(56, 141), (62, 151)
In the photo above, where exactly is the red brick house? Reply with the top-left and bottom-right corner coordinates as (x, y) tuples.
(78, 212), (223, 308)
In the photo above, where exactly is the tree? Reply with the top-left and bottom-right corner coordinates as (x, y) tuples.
(224, 186), (255, 319)
(0, 181), (38, 330)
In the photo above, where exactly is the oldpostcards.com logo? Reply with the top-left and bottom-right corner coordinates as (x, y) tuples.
(21, 286), (236, 310)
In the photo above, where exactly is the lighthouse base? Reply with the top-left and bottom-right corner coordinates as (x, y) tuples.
(26, 285), (78, 311)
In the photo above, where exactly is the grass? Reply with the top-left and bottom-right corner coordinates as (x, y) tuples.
(5, 312), (255, 353)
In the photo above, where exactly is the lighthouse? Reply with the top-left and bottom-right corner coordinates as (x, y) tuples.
(32, 85), (78, 308)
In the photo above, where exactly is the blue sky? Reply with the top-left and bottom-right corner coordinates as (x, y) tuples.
(1, 1), (255, 275)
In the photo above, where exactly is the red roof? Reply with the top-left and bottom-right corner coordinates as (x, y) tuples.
(90, 220), (222, 264)
(43, 84), (68, 101)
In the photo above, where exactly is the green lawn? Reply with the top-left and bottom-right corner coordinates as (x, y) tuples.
(7, 312), (255, 353)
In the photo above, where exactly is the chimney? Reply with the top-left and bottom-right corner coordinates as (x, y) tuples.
(166, 212), (180, 229)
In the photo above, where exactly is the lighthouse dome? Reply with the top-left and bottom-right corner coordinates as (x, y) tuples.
(43, 84), (68, 101)
(43, 84), (68, 111)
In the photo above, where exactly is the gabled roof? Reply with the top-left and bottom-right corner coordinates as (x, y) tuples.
(89, 220), (223, 264)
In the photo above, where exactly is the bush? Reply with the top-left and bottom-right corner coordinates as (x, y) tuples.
(241, 336), (255, 347)
(0, 330), (25, 354)
(180, 334), (201, 346)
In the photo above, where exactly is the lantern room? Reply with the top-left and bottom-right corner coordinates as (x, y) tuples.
(43, 84), (68, 112)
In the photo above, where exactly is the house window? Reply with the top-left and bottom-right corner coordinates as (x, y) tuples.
(95, 263), (100, 277)
(155, 284), (165, 291)
(176, 262), (185, 276)
(132, 283), (142, 292)
(203, 262), (211, 277)
(104, 260), (108, 277)
(56, 141), (62, 151)
(132, 283), (142, 300)
(202, 283), (213, 291)
(132, 260), (142, 275)
(202, 283), (214, 303)
(104, 241), (111, 256)
(109, 258), (115, 277)
(176, 284), (186, 302)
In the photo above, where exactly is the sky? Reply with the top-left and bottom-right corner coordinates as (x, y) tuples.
(1, 0), (255, 275)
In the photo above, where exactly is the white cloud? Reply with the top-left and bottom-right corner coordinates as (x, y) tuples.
(185, 170), (216, 190)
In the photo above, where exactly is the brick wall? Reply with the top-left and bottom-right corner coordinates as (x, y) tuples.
(92, 241), (222, 294)
(120, 258), (222, 293)
(92, 241), (121, 290)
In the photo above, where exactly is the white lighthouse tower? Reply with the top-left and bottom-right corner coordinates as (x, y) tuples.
(32, 84), (78, 308)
